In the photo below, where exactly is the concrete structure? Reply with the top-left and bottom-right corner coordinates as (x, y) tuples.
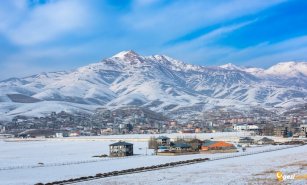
(233, 124), (259, 132)
(239, 137), (254, 145)
(300, 124), (307, 138)
(55, 133), (63, 138)
(109, 141), (133, 157)
(156, 136), (171, 146)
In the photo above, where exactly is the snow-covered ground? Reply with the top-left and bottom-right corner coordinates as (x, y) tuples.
(0, 132), (258, 168)
(0, 134), (305, 185)
(47, 132), (252, 141)
(0, 140), (154, 167)
(76, 145), (307, 185)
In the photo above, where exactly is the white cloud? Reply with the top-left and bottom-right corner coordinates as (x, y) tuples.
(159, 20), (254, 65)
(229, 36), (307, 66)
(1, 0), (92, 46)
(0, 0), (27, 31)
(0, 0), (296, 80)
(121, 0), (284, 41)
(193, 20), (256, 46)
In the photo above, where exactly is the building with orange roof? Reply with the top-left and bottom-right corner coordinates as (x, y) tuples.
(201, 140), (237, 153)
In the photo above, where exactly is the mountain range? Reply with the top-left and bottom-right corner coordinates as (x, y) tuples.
(0, 50), (306, 120)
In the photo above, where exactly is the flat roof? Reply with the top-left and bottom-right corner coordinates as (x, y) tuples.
(109, 141), (133, 146)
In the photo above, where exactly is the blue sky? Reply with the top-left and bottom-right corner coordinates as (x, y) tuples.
(0, 0), (307, 79)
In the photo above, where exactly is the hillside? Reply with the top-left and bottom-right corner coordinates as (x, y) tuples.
(0, 51), (306, 120)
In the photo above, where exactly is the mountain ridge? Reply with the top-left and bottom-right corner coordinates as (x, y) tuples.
(0, 51), (306, 120)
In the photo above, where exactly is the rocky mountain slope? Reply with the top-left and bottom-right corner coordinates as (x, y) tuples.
(0, 50), (306, 120)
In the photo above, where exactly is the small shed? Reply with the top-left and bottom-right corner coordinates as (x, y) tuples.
(239, 137), (254, 145)
(109, 141), (133, 157)
(257, 137), (274, 145)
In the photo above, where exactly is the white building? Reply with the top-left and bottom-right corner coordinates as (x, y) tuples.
(300, 124), (307, 138)
(233, 124), (259, 132)
(248, 125), (259, 130)
(55, 133), (63, 138)
(0, 125), (5, 133)
(233, 124), (248, 131)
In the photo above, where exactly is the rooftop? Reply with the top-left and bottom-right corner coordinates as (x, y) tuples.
(202, 140), (217, 147)
(173, 143), (191, 148)
(258, 137), (274, 141)
(156, 136), (170, 140)
(109, 141), (133, 146)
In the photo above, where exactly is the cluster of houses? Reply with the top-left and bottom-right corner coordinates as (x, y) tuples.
(232, 123), (307, 138)
(1, 107), (168, 137)
(108, 136), (283, 157)
(238, 137), (275, 146)
(149, 136), (238, 155)
(108, 137), (237, 157)
(1, 103), (306, 139)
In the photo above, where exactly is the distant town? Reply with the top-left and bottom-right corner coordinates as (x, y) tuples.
(0, 104), (306, 139)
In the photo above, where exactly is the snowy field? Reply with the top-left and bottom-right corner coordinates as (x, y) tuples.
(3, 132), (252, 141)
(0, 139), (157, 167)
(0, 133), (305, 185)
(76, 145), (307, 185)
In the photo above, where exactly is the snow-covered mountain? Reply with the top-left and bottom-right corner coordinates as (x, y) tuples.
(0, 51), (306, 120)
(219, 62), (307, 87)
(219, 63), (244, 71)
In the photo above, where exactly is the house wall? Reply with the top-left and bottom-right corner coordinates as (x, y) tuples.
(300, 124), (307, 137)
(109, 145), (133, 157)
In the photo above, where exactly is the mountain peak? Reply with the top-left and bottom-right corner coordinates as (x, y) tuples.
(112, 50), (140, 59)
(265, 61), (307, 77)
(0, 52), (306, 120)
(219, 63), (242, 70)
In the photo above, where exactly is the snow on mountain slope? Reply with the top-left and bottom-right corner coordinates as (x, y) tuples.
(221, 61), (307, 79)
(0, 101), (98, 120)
(222, 62), (307, 87)
(246, 62), (307, 87)
(264, 61), (307, 77)
(242, 61), (307, 78)
(107, 52), (204, 111)
(32, 66), (117, 104)
(0, 51), (306, 120)
(219, 63), (243, 71)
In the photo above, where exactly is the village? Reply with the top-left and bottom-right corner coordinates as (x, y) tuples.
(107, 134), (305, 158)
(0, 105), (306, 184)
(0, 105), (307, 140)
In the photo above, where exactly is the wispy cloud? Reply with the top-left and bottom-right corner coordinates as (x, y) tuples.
(224, 35), (307, 67)
(1, 0), (92, 46)
(1, 0), (306, 80)
(160, 20), (256, 65)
